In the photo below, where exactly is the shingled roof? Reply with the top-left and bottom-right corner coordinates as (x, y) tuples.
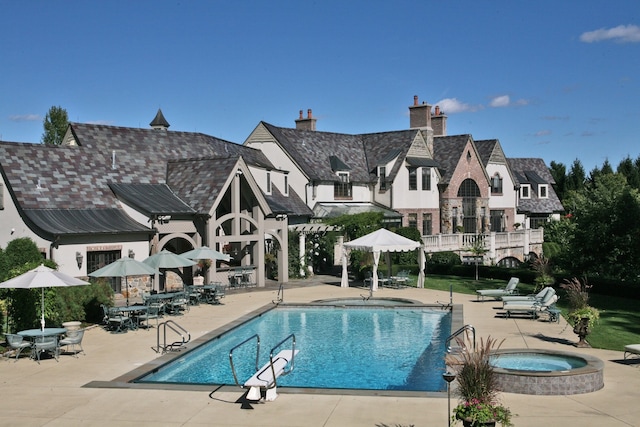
(508, 158), (564, 214)
(260, 122), (426, 184)
(0, 121), (308, 238)
(432, 134), (474, 184)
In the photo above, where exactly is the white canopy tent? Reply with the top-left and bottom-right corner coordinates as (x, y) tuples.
(340, 228), (425, 291)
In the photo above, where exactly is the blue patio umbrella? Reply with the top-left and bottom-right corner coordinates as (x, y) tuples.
(89, 257), (157, 306)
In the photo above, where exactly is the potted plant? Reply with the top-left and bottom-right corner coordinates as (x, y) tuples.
(560, 277), (600, 347)
(446, 336), (514, 427)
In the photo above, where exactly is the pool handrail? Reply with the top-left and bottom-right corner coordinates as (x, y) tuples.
(229, 334), (261, 388)
(446, 324), (475, 353)
(153, 320), (191, 354)
(269, 333), (297, 383)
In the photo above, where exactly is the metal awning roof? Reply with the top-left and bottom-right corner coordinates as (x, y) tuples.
(24, 208), (153, 237)
(109, 183), (197, 217)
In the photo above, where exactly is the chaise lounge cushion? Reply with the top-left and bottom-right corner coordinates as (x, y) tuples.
(624, 344), (640, 359)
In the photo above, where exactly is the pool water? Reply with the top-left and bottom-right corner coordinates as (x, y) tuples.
(137, 306), (451, 392)
(490, 352), (588, 372)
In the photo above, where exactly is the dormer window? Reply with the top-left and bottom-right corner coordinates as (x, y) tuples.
(521, 184), (531, 199)
(491, 174), (503, 194)
(538, 184), (548, 198)
(334, 172), (352, 199)
(379, 166), (387, 190)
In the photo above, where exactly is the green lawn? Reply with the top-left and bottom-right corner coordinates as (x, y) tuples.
(419, 274), (640, 352)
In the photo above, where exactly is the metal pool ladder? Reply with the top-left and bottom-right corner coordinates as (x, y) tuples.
(446, 324), (476, 354)
(152, 320), (191, 354)
(229, 333), (298, 402)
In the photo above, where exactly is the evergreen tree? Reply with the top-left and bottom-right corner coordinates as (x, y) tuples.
(549, 161), (567, 200)
(41, 106), (69, 145)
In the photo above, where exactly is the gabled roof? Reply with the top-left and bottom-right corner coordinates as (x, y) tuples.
(166, 156), (239, 214)
(432, 134), (474, 184)
(508, 158), (564, 214)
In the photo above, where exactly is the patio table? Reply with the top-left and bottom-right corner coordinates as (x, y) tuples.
(118, 306), (148, 330)
(18, 328), (67, 338)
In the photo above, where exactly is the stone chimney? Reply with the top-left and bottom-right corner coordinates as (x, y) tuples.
(150, 108), (170, 131)
(431, 105), (447, 136)
(409, 95), (432, 130)
(295, 109), (317, 131)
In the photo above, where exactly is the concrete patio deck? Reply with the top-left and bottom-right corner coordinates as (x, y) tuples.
(1, 275), (639, 426)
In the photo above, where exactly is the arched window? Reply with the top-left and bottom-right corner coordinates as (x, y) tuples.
(457, 179), (481, 233)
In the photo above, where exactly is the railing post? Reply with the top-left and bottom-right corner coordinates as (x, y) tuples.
(489, 232), (496, 262)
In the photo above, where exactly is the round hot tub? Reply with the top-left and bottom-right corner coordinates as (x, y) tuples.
(490, 349), (604, 395)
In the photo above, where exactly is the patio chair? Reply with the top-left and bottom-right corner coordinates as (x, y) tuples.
(214, 284), (226, 302)
(5, 334), (31, 362)
(33, 335), (59, 364)
(503, 292), (559, 320)
(137, 305), (160, 329)
(476, 277), (520, 301)
(500, 286), (555, 306)
(168, 292), (189, 314)
(106, 307), (130, 333)
(186, 285), (201, 306)
(59, 329), (85, 357)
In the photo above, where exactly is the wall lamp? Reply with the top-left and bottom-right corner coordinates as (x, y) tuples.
(128, 249), (135, 258)
(75, 251), (83, 269)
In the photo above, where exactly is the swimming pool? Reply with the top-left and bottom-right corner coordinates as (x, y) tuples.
(136, 305), (452, 392)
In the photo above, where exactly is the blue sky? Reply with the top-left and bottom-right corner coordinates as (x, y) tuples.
(1, 1), (639, 172)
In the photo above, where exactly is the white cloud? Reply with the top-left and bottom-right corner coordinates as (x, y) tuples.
(580, 24), (640, 43)
(490, 95), (510, 107)
(435, 98), (481, 113)
(534, 130), (551, 137)
(9, 114), (41, 122)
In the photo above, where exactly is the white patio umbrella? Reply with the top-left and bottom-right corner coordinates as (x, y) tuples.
(0, 264), (89, 331)
(89, 257), (157, 306)
(180, 246), (231, 262)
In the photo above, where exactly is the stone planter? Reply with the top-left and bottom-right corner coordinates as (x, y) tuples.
(62, 321), (82, 338)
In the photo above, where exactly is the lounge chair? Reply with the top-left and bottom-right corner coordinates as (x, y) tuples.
(500, 286), (555, 306)
(59, 329), (85, 357)
(503, 292), (559, 320)
(476, 277), (520, 301)
(5, 334), (31, 362)
(624, 344), (640, 359)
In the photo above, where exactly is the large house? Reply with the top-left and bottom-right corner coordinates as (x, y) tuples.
(0, 97), (564, 296)
(245, 97), (564, 236)
(0, 110), (311, 296)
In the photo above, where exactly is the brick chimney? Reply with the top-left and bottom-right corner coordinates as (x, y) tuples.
(295, 109), (316, 131)
(409, 95), (432, 130)
(431, 105), (447, 136)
